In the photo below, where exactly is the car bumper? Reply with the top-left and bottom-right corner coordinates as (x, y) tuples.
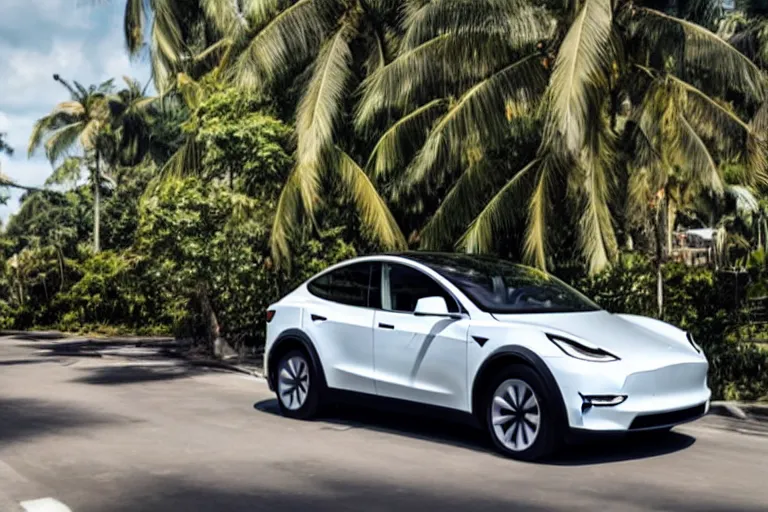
(546, 356), (711, 432)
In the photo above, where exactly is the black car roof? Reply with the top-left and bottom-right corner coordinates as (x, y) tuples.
(385, 251), (521, 266)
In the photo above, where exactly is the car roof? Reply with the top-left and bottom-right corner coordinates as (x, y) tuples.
(377, 251), (527, 267)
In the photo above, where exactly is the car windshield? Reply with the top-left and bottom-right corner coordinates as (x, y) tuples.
(407, 253), (601, 314)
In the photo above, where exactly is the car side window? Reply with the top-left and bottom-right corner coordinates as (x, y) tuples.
(384, 264), (460, 314)
(308, 263), (375, 308)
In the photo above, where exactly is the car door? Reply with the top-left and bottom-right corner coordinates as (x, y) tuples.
(373, 263), (471, 411)
(302, 262), (380, 395)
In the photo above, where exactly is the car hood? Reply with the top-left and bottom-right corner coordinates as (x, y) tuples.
(491, 310), (699, 363)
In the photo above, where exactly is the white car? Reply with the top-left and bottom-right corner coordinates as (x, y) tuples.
(264, 252), (710, 460)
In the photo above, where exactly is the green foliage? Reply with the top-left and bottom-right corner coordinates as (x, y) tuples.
(135, 175), (356, 345)
(3, 92), (358, 349)
(194, 87), (292, 194)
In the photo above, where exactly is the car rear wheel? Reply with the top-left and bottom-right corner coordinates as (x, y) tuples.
(276, 350), (321, 420)
(485, 364), (561, 461)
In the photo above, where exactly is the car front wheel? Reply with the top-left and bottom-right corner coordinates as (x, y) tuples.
(485, 364), (560, 461)
(276, 349), (321, 420)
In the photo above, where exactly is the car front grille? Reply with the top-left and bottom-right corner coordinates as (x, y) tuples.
(629, 403), (707, 430)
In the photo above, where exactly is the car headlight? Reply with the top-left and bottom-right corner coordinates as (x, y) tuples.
(546, 334), (620, 362)
(686, 332), (702, 354)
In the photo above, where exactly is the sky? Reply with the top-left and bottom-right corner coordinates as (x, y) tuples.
(0, 0), (151, 222)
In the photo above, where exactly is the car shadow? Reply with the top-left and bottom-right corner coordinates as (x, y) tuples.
(253, 398), (696, 465)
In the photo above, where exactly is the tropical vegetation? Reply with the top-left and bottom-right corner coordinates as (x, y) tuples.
(1, 0), (768, 399)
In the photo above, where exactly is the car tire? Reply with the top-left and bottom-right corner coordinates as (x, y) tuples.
(275, 349), (321, 420)
(484, 364), (561, 462)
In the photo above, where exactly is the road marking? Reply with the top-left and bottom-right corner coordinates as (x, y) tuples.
(20, 498), (72, 512)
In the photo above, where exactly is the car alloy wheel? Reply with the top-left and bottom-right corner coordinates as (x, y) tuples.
(278, 355), (310, 411)
(491, 378), (541, 452)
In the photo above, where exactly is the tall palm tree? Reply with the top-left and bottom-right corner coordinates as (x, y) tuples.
(28, 76), (114, 253)
(361, 0), (767, 275)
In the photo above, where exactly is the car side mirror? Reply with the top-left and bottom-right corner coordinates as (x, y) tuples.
(414, 296), (451, 317)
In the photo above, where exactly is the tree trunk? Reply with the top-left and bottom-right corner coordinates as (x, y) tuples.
(654, 203), (666, 319)
(94, 152), (101, 253)
(57, 248), (65, 290)
(666, 198), (677, 257)
(198, 285), (237, 360)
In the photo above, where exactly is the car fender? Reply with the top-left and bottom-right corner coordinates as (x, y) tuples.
(471, 345), (568, 427)
(267, 328), (327, 391)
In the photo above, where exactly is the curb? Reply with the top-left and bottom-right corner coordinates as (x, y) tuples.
(184, 358), (264, 379)
(709, 401), (768, 421)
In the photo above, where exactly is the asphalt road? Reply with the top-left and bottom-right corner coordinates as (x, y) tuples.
(1, 335), (768, 512)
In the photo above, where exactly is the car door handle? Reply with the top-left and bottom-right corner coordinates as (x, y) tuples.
(311, 314), (327, 322)
(378, 323), (395, 330)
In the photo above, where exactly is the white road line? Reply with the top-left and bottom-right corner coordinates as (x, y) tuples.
(20, 498), (72, 512)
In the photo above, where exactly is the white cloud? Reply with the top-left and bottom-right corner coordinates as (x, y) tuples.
(0, 111), (43, 152)
(0, 39), (91, 110)
(0, 0), (92, 33)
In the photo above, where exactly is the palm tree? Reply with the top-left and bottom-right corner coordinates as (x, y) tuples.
(107, 76), (158, 168)
(228, 0), (433, 266)
(360, 0), (767, 276)
(28, 75), (114, 253)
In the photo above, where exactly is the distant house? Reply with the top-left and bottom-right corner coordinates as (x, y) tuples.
(670, 228), (715, 267)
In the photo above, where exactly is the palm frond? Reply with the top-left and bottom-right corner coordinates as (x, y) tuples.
(151, 0), (185, 67)
(338, 149), (407, 250)
(146, 137), (203, 196)
(545, 0), (615, 154)
(524, 154), (562, 270)
(270, 165), (304, 269)
(51, 101), (86, 117)
(78, 119), (104, 153)
(294, 23), (355, 220)
(46, 157), (83, 187)
(42, 122), (84, 164)
(669, 74), (768, 185)
(634, 7), (766, 101)
(244, 0), (288, 29)
(124, 0), (146, 56)
(422, 157), (501, 250)
(365, 98), (447, 180)
(201, 0), (249, 39)
(576, 128), (618, 274)
(147, 0), (186, 90)
(403, 53), (547, 189)
(727, 184), (760, 214)
(458, 158), (540, 253)
(355, 32), (524, 131)
(235, 0), (340, 91)
(670, 74), (750, 134)
(751, 99), (768, 134)
(28, 116), (56, 157)
(678, 114), (723, 196)
(401, 0), (550, 52)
